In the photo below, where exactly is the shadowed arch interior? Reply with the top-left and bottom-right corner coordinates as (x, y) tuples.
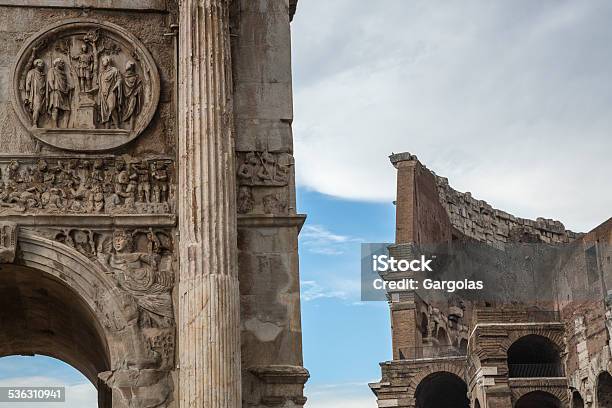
(0, 264), (111, 406)
(514, 391), (561, 408)
(414, 371), (469, 408)
(597, 371), (612, 407)
(507, 334), (562, 377)
(571, 391), (584, 408)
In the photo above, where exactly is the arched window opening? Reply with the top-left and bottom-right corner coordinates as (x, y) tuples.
(420, 313), (429, 338)
(437, 327), (449, 346)
(507, 335), (563, 378)
(571, 391), (584, 408)
(514, 391), (561, 408)
(597, 371), (612, 407)
(458, 339), (468, 354)
(0, 355), (97, 407)
(415, 372), (469, 408)
(0, 264), (112, 407)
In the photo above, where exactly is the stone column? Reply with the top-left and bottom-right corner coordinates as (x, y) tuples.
(178, 1), (241, 407)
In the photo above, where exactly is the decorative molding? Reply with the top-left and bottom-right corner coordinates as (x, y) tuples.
(236, 151), (293, 216)
(0, 155), (174, 216)
(12, 19), (160, 151)
(0, 214), (175, 227)
(0, 222), (17, 263)
(0, 0), (166, 11)
(250, 365), (309, 407)
(237, 214), (306, 232)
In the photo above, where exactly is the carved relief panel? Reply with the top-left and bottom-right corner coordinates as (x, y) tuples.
(30, 226), (176, 370)
(236, 151), (294, 215)
(0, 155), (174, 215)
(12, 19), (160, 151)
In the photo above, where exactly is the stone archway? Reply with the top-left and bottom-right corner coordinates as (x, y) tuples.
(0, 264), (112, 405)
(0, 230), (174, 408)
(572, 391), (584, 408)
(596, 371), (612, 407)
(514, 391), (561, 408)
(414, 371), (469, 408)
(507, 334), (563, 378)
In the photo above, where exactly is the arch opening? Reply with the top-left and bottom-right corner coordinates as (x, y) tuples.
(414, 371), (469, 408)
(0, 263), (111, 407)
(597, 371), (612, 407)
(514, 391), (561, 408)
(0, 355), (97, 406)
(571, 391), (584, 408)
(507, 335), (563, 378)
(420, 313), (429, 338)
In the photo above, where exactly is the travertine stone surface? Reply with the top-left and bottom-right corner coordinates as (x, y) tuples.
(231, 0), (309, 406)
(373, 152), (612, 408)
(11, 19), (160, 151)
(178, 0), (241, 407)
(0, 0), (167, 10)
(0, 1), (305, 406)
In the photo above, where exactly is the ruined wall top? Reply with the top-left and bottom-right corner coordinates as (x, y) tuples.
(390, 152), (581, 247)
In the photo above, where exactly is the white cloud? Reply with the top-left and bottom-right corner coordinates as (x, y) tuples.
(0, 376), (96, 408)
(292, 0), (612, 232)
(301, 280), (348, 301)
(306, 382), (378, 408)
(300, 224), (359, 255)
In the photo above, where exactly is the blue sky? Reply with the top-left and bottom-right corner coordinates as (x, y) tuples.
(298, 189), (394, 407)
(3, 1), (612, 408)
(0, 188), (395, 408)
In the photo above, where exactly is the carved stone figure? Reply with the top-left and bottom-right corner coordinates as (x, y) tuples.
(97, 55), (123, 129)
(98, 229), (174, 328)
(237, 186), (254, 214)
(0, 222), (17, 263)
(25, 58), (46, 127)
(151, 161), (169, 203)
(46, 58), (73, 128)
(237, 152), (260, 185)
(136, 160), (151, 203)
(13, 20), (161, 151)
(122, 60), (143, 130)
(72, 43), (94, 91)
(263, 193), (287, 215)
(237, 151), (292, 187)
(236, 151), (293, 215)
(0, 157), (173, 215)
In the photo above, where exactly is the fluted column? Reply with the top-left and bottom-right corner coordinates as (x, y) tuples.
(178, 1), (241, 407)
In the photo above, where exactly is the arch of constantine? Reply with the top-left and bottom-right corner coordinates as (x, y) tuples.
(0, 1), (306, 407)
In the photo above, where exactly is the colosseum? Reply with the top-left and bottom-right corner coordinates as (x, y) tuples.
(370, 152), (612, 408)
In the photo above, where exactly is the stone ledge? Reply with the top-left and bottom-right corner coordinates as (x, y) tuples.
(249, 364), (310, 385)
(0, 0), (167, 11)
(238, 214), (307, 232)
(0, 214), (176, 227)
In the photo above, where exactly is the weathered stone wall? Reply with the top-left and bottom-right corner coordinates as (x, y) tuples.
(0, 4), (177, 156)
(231, 0), (308, 406)
(0, 1), (306, 407)
(374, 152), (611, 408)
(555, 219), (612, 407)
(435, 174), (580, 247)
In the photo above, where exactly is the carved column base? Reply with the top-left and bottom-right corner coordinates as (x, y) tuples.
(99, 369), (173, 408)
(250, 365), (310, 407)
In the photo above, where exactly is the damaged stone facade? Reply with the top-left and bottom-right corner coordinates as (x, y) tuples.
(0, 1), (307, 407)
(370, 152), (612, 407)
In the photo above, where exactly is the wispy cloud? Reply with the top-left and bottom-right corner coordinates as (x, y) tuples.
(306, 381), (378, 408)
(0, 376), (96, 408)
(293, 0), (612, 232)
(301, 280), (348, 301)
(300, 224), (360, 255)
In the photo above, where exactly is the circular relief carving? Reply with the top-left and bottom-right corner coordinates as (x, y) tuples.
(12, 19), (160, 152)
